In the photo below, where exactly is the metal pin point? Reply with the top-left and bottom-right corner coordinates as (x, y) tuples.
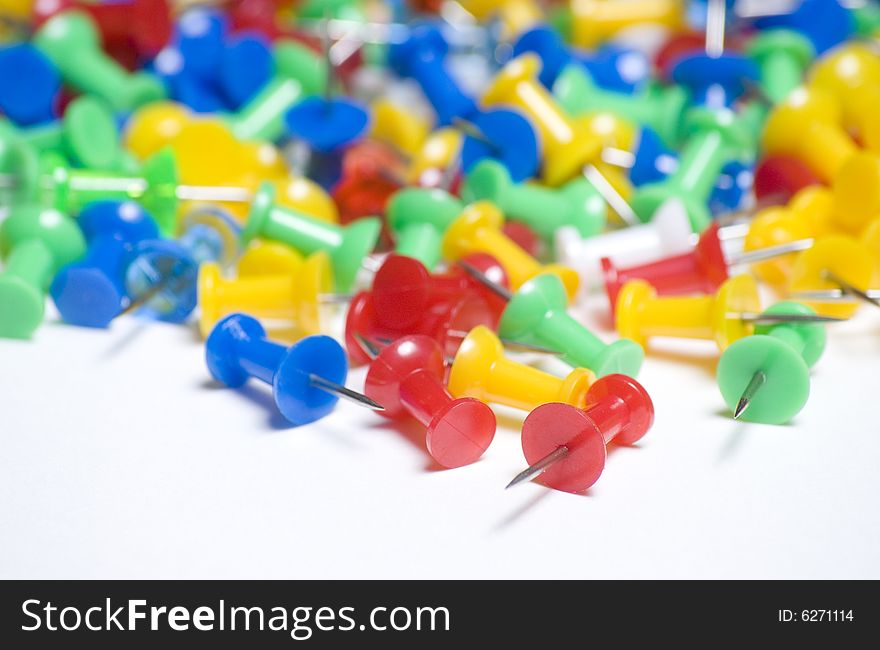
(823, 270), (880, 309)
(116, 270), (179, 318)
(734, 370), (766, 420)
(455, 260), (514, 301)
(705, 0), (727, 58)
(726, 239), (815, 266)
(353, 332), (381, 360)
(506, 446), (570, 489)
(583, 164), (640, 227)
(728, 312), (847, 324)
(307, 373), (385, 411)
(788, 288), (880, 302)
(451, 118), (496, 149)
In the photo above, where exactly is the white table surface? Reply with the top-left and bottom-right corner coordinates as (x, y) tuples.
(2, 296), (879, 580)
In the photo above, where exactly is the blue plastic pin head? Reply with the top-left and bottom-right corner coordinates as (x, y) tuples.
(123, 238), (199, 323)
(460, 109), (540, 183)
(175, 7), (228, 82)
(50, 201), (160, 328)
(387, 22), (477, 126)
(0, 44), (60, 126)
(285, 96), (370, 153)
(577, 45), (650, 94)
(629, 127), (678, 187)
(206, 313), (348, 426)
(219, 32), (274, 109)
(752, 0), (855, 55)
(513, 25), (571, 88)
(672, 53), (760, 109)
(709, 160), (753, 215)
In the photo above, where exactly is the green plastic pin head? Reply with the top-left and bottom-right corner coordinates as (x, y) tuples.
(274, 40), (328, 97)
(63, 95), (121, 170)
(241, 181), (276, 246)
(0, 121), (39, 203)
(387, 187), (464, 234)
(716, 301), (824, 424)
(0, 204), (87, 339)
(331, 217), (382, 293)
(141, 148), (180, 237)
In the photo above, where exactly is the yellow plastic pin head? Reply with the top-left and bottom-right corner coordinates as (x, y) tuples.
(407, 127), (462, 185)
(788, 185), (835, 237)
(831, 151), (880, 235)
(762, 87), (854, 183)
(481, 53), (600, 186)
(743, 206), (815, 287)
(789, 235), (875, 318)
(448, 325), (594, 411)
(238, 241), (304, 277)
(441, 201), (580, 298)
(809, 43), (880, 110)
(197, 252), (333, 338)
(577, 111), (638, 151)
(570, 0), (686, 48)
(124, 100), (190, 160)
(861, 218), (880, 285)
(615, 275), (759, 352)
(370, 98), (430, 158)
(271, 177), (339, 224)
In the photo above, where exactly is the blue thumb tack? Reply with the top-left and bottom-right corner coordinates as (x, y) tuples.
(672, 53), (759, 109)
(50, 201), (159, 328)
(0, 44), (60, 126)
(460, 109), (540, 183)
(206, 313), (352, 426)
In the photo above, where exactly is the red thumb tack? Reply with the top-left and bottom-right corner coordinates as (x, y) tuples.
(343, 288), (495, 366)
(370, 253), (511, 330)
(360, 334), (497, 469)
(600, 222), (728, 313)
(754, 154), (821, 205)
(509, 374), (655, 494)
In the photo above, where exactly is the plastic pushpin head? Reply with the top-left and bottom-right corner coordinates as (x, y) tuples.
(370, 99), (430, 158)
(124, 239), (198, 323)
(753, 155), (821, 204)
(601, 222), (729, 310)
(206, 313), (348, 425)
(671, 53), (760, 109)
(745, 29), (814, 104)
(440, 201), (580, 299)
(831, 151), (880, 235)
(499, 273), (645, 377)
(753, 0), (854, 55)
(285, 96), (370, 153)
(238, 241), (304, 277)
(60, 95), (121, 170)
(788, 235), (875, 319)
(742, 206), (814, 288)
(387, 187), (463, 270)
(520, 374), (654, 493)
(717, 301), (825, 424)
(51, 201), (160, 328)
(219, 32), (274, 109)
(123, 101), (190, 160)
(0, 204), (87, 339)
(459, 109), (540, 183)
(243, 182), (380, 292)
(448, 324), (595, 411)
(363, 335), (497, 468)
(615, 274), (761, 351)
(78, 200), (160, 243)
(629, 126), (675, 186)
(34, 10), (165, 112)
(762, 87), (854, 183)
(0, 44), (60, 126)
(808, 42), (880, 125)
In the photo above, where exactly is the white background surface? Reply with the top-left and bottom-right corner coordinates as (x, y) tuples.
(1, 297), (879, 580)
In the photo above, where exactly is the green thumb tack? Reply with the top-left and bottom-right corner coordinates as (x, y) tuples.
(34, 10), (165, 112)
(0, 204), (87, 339)
(462, 158), (606, 246)
(717, 301), (828, 424)
(242, 182), (381, 292)
(498, 273), (644, 378)
(387, 187), (464, 271)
